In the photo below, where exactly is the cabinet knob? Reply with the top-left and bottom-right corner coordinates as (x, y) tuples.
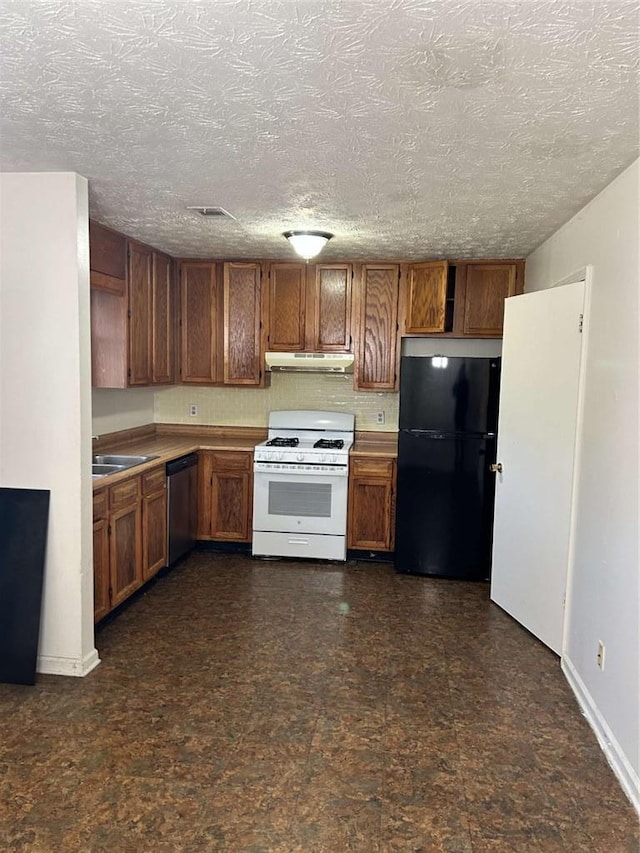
(490, 462), (503, 474)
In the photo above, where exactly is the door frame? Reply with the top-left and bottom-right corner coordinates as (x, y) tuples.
(549, 265), (593, 657)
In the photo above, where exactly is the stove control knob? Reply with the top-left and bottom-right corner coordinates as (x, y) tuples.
(296, 453), (305, 462)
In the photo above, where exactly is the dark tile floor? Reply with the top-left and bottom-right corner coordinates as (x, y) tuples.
(1, 553), (638, 852)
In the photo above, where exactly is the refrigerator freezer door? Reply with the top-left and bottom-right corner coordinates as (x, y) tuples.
(399, 357), (500, 434)
(394, 431), (497, 580)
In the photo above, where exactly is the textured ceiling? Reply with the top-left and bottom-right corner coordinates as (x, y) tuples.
(1, 0), (638, 260)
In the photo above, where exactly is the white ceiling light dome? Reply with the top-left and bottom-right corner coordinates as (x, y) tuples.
(283, 230), (333, 260)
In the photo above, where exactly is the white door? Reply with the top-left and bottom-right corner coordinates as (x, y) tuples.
(490, 282), (585, 654)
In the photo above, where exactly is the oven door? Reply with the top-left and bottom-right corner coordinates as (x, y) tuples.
(253, 465), (348, 536)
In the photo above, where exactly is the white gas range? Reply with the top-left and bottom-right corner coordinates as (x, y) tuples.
(252, 410), (355, 561)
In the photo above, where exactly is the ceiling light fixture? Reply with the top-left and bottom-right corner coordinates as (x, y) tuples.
(283, 230), (333, 260)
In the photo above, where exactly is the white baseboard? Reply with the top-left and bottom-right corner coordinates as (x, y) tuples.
(37, 647), (101, 678)
(562, 655), (639, 814)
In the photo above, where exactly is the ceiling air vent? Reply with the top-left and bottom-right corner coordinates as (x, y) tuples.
(187, 206), (236, 220)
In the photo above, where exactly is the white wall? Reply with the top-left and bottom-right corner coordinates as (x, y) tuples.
(526, 159), (639, 807)
(0, 173), (98, 677)
(92, 388), (156, 435)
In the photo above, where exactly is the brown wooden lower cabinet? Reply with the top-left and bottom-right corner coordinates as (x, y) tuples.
(110, 501), (143, 607)
(92, 500), (111, 623)
(198, 450), (253, 542)
(93, 467), (168, 623)
(142, 467), (167, 581)
(347, 456), (397, 552)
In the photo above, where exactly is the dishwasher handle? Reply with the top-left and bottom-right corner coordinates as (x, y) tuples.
(166, 453), (198, 476)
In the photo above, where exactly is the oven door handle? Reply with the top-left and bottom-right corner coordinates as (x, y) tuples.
(253, 463), (348, 477)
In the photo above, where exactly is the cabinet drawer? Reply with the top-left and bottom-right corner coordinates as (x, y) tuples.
(109, 475), (141, 510)
(142, 466), (166, 496)
(93, 489), (107, 522)
(350, 457), (394, 478)
(210, 451), (251, 471)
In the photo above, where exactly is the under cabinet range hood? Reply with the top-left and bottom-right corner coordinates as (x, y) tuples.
(265, 352), (354, 374)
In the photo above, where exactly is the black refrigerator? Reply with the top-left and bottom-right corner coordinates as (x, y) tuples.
(394, 356), (501, 581)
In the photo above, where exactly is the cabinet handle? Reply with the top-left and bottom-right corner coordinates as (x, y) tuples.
(490, 463), (503, 474)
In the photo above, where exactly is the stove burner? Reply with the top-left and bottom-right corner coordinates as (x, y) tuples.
(314, 439), (344, 450)
(266, 437), (299, 447)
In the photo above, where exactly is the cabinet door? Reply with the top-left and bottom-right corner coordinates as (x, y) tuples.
(197, 452), (213, 539)
(463, 263), (517, 337)
(268, 263), (306, 351)
(200, 450), (252, 541)
(110, 502), (142, 607)
(93, 519), (111, 622)
(89, 220), (126, 294)
(152, 252), (174, 384)
(348, 457), (396, 551)
(90, 222), (129, 388)
(212, 471), (251, 540)
(128, 242), (153, 385)
(354, 265), (399, 391)
(404, 261), (448, 333)
(181, 262), (218, 383)
(313, 264), (352, 351)
(224, 262), (262, 385)
(142, 489), (167, 581)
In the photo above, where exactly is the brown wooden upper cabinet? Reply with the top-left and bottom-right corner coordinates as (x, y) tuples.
(462, 262), (519, 337)
(267, 262), (306, 351)
(354, 264), (400, 391)
(266, 262), (353, 353)
(89, 221), (126, 295)
(152, 252), (174, 384)
(128, 242), (153, 385)
(90, 222), (174, 388)
(180, 261), (219, 384)
(403, 261), (449, 334)
(312, 264), (352, 351)
(399, 258), (523, 339)
(223, 262), (262, 385)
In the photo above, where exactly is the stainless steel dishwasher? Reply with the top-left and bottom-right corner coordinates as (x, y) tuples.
(166, 453), (198, 566)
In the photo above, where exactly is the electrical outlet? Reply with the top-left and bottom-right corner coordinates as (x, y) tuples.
(597, 641), (605, 670)
(189, 404), (198, 417)
(376, 411), (385, 425)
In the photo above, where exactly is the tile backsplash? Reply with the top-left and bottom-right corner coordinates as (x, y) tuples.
(154, 373), (399, 431)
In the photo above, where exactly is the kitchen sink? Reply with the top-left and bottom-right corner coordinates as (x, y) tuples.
(92, 454), (158, 467)
(92, 463), (128, 478)
(91, 454), (159, 478)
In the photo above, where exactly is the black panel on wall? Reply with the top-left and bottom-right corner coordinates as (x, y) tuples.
(0, 487), (50, 685)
